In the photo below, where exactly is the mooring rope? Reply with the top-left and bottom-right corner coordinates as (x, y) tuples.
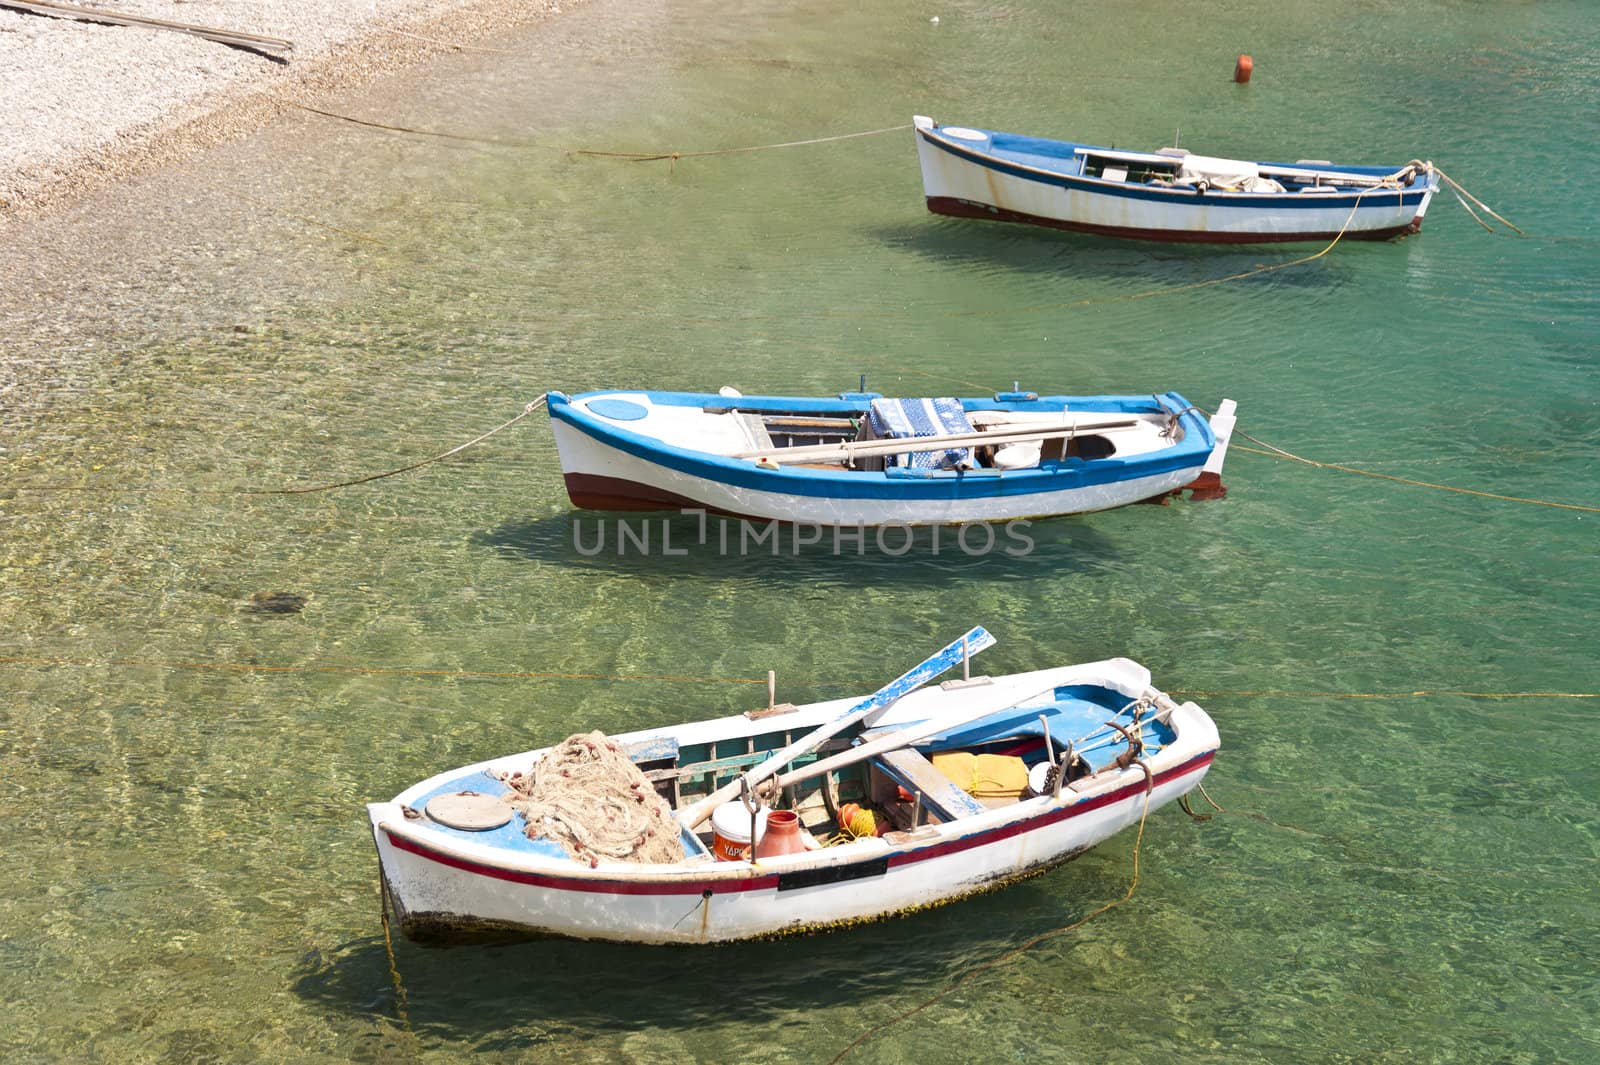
(0, 654), (865, 687)
(12, 396), (547, 495)
(3, 655), (1593, 699)
(1433, 165), (1523, 235)
(572, 123), (914, 164)
(1169, 687), (1599, 700)
(248, 394), (547, 494)
(828, 762), (1156, 1064)
(290, 103), (909, 159)
(1229, 434), (1600, 514)
(288, 101), (543, 147)
(377, 881), (416, 1041)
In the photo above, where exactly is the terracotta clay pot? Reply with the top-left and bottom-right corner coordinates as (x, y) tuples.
(754, 809), (807, 858)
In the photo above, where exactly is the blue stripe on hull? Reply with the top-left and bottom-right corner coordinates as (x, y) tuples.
(919, 127), (1432, 213)
(927, 196), (1422, 244)
(549, 391), (1214, 503)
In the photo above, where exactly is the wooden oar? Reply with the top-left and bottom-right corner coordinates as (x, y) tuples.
(730, 418), (1142, 465)
(772, 681), (1068, 792)
(1253, 162), (1419, 188)
(1071, 144), (1419, 189)
(676, 627), (996, 829)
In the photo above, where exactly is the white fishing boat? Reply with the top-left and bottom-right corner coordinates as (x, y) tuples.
(913, 115), (1438, 243)
(367, 628), (1220, 944)
(547, 387), (1237, 525)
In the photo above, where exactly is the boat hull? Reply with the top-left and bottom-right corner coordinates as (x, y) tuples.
(552, 419), (1200, 525)
(370, 750), (1214, 945)
(914, 120), (1435, 244)
(367, 660), (1219, 945)
(547, 390), (1222, 526)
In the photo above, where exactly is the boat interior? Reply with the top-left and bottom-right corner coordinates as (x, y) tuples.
(572, 392), (1182, 473)
(977, 129), (1423, 194)
(410, 682), (1174, 866)
(726, 403), (1152, 472)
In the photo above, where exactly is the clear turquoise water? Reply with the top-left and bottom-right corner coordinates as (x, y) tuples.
(2, 0), (1596, 1061)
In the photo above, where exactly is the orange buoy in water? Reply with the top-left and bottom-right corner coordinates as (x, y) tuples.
(1234, 54), (1253, 83)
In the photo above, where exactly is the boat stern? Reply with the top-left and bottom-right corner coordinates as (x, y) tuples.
(1407, 163), (1441, 232)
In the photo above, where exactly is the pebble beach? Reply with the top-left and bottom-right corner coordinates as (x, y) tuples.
(0, 0), (569, 217)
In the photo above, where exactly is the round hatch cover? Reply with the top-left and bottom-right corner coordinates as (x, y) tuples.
(425, 791), (514, 831)
(587, 398), (650, 422)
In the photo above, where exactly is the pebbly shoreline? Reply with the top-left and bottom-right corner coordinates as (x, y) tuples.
(0, 0), (571, 219)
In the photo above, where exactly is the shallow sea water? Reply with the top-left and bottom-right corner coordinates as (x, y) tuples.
(2, 0), (1597, 1061)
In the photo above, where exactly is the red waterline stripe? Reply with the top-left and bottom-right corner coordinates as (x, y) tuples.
(886, 749), (1215, 868)
(383, 749), (1216, 896)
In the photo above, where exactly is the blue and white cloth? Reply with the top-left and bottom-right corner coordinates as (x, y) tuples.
(868, 397), (976, 469)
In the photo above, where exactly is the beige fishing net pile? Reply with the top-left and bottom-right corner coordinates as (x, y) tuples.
(501, 731), (685, 866)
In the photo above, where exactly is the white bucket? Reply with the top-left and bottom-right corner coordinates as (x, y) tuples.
(710, 802), (767, 862)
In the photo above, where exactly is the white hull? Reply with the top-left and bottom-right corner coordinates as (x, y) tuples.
(552, 419), (1200, 526)
(914, 119), (1433, 242)
(368, 663), (1219, 944)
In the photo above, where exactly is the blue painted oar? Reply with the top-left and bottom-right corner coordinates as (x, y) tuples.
(677, 626), (996, 828)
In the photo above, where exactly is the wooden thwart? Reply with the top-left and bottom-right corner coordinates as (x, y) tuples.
(2, 1), (294, 56)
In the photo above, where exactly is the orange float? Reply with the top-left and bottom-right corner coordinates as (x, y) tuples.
(1234, 54), (1253, 83)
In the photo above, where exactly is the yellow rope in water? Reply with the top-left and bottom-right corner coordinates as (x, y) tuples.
(378, 882), (414, 1033)
(1232, 440), (1600, 514)
(0, 653), (863, 686)
(828, 765), (1156, 1065)
(1171, 688), (1600, 700)
(3, 655), (1594, 699)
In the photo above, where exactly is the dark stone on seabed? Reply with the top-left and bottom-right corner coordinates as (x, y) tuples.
(245, 592), (307, 615)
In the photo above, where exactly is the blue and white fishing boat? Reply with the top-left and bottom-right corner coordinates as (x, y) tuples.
(367, 628), (1220, 944)
(546, 387), (1237, 525)
(913, 115), (1438, 243)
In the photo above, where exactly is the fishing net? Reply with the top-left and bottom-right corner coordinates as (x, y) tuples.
(501, 731), (685, 867)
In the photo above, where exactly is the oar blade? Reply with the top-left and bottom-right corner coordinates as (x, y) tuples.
(676, 626), (996, 828)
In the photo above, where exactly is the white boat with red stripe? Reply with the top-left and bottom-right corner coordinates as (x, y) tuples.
(367, 630), (1219, 944)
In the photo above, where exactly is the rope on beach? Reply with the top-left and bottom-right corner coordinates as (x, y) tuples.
(1228, 433), (1600, 514)
(827, 762), (1157, 1064)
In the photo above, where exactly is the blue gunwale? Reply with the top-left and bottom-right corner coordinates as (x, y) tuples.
(919, 124), (1435, 210)
(548, 390), (1215, 502)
